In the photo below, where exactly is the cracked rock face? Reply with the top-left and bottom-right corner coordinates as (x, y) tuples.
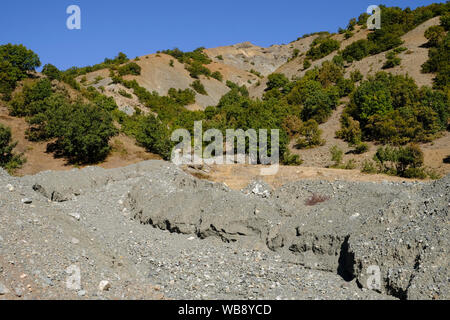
(2, 161), (448, 300)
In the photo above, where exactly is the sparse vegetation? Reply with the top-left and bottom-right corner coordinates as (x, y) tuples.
(342, 4), (448, 63)
(163, 47), (213, 79)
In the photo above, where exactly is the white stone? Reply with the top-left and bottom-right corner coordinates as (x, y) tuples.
(69, 212), (81, 221)
(98, 280), (111, 291)
(0, 283), (10, 295)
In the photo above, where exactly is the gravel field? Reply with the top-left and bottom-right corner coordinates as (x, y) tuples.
(0, 161), (448, 300)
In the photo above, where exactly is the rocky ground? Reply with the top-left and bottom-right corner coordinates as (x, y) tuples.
(0, 160), (448, 300)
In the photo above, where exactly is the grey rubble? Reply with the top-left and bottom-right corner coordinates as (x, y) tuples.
(0, 161), (448, 300)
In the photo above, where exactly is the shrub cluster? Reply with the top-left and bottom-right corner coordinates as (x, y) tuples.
(118, 62), (142, 76)
(0, 123), (26, 173)
(163, 47), (217, 79)
(306, 37), (340, 61)
(340, 72), (448, 144)
(373, 144), (427, 178)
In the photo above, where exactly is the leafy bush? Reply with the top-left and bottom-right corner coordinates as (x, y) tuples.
(8, 78), (53, 117)
(424, 25), (446, 47)
(191, 80), (207, 95)
(337, 78), (355, 97)
(301, 83), (338, 123)
(422, 21), (449, 91)
(282, 115), (303, 137)
(303, 59), (311, 70)
(211, 71), (223, 82)
(361, 160), (377, 174)
(295, 119), (324, 149)
(282, 150), (303, 165)
(61, 52), (129, 80)
(168, 88), (196, 106)
(329, 145), (343, 168)
(186, 61), (211, 78)
(0, 123), (26, 173)
(354, 142), (369, 154)
(382, 51), (401, 69)
(441, 14), (450, 31)
(118, 62), (141, 76)
(163, 47), (213, 79)
(350, 70), (363, 82)
(336, 114), (362, 145)
(266, 73), (290, 91)
(342, 40), (372, 63)
(163, 47), (211, 65)
(42, 64), (62, 81)
(306, 37), (340, 61)
(332, 55), (345, 67)
(317, 61), (344, 88)
(118, 89), (132, 98)
(373, 144), (426, 178)
(344, 30), (354, 39)
(249, 69), (262, 78)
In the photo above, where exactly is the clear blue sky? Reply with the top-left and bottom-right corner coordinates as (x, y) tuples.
(0, 0), (444, 71)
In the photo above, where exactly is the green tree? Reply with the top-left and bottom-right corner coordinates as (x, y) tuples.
(0, 123), (26, 173)
(0, 44), (41, 99)
(47, 103), (117, 164)
(266, 73), (290, 91)
(42, 64), (61, 81)
(135, 114), (173, 160)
